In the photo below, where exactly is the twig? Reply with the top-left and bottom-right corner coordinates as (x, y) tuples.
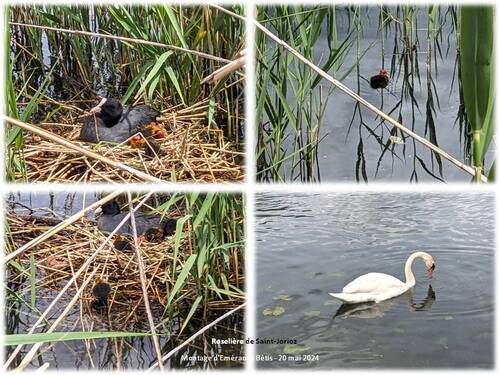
(148, 302), (247, 370)
(209, 3), (488, 183)
(10, 22), (230, 64)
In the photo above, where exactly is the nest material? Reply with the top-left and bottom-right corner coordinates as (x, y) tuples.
(16, 102), (244, 183)
(6, 211), (242, 324)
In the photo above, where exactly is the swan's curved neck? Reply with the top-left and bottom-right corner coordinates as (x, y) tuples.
(404, 252), (427, 286)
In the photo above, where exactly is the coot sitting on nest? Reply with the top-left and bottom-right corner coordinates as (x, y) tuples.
(96, 199), (177, 240)
(79, 97), (160, 143)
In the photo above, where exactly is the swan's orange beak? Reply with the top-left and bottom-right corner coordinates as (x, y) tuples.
(427, 264), (435, 279)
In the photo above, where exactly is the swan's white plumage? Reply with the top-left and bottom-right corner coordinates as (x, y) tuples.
(329, 251), (435, 304)
(341, 273), (405, 294)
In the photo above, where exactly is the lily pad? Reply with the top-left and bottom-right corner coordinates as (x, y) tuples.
(304, 310), (321, 317)
(283, 344), (310, 355)
(262, 306), (285, 316)
(444, 316), (454, 321)
(330, 271), (346, 278)
(274, 294), (293, 301)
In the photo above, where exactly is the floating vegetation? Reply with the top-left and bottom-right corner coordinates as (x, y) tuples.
(283, 344), (311, 355)
(262, 306), (285, 316)
(273, 294), (293, 301)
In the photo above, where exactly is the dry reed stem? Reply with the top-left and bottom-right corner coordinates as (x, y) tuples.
(148, 302), (247, 370)
(201, 49), (247, 84)
(127, 192), (164, 371)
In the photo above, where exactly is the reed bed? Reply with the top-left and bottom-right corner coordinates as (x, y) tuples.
(6, 5), (245, 182)
(255, 5), (494, 182)
(14, 100), (244, 183)
(4, 192), (245, 369)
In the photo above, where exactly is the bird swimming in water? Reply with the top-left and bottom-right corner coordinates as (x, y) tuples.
(370, 69), (390, 89)
(79, 97), (160, 143)
(96, 199), (177, 240)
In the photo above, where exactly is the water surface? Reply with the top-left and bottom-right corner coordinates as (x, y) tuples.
(261, 6), (494, 182)
(256, 192), (494, 368)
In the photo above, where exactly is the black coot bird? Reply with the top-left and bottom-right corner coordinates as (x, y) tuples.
(96, 199), (177, 240)
(79, 97), (160, 143)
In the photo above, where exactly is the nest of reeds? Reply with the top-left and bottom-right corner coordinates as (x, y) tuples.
(6, 211), (242, 325)
(16, 100), (244, 183)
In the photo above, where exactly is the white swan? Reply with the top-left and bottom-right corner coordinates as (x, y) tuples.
(329, 251), (435, 304)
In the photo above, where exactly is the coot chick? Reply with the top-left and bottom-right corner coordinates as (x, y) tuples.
(113, 234), (133, 251)
(79, 97), (160, 143)
(143, 227), (165, 243)
(96, 199), (177, 238)
(140, 123), (167, 140)
(92, 282), (111, 309)
(129, 134), (162, 158)
(369, 69), (389, 89)
(142, 217), (177, 241)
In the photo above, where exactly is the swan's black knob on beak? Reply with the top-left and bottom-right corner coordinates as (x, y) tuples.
(427, 263), (435, 279)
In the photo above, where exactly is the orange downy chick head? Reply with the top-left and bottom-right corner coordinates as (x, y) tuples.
(379, 69), (388, 77)
(130, 135), (146, 148)
(145, 124), (167, 139)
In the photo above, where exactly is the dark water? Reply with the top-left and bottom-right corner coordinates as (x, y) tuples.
(256, 192), (494, 368)
(275, 7), (494, 182)
(4, 192), (244, 370)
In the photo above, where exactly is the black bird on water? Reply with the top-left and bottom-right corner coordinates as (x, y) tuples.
(79, 97), (160, 143)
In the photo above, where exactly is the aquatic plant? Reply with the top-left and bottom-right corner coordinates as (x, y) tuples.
(4, 192), (244, 369)
(256, 5), (494, 182)
(459, 6), (495, 181)
(256, 5), (354, 182)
